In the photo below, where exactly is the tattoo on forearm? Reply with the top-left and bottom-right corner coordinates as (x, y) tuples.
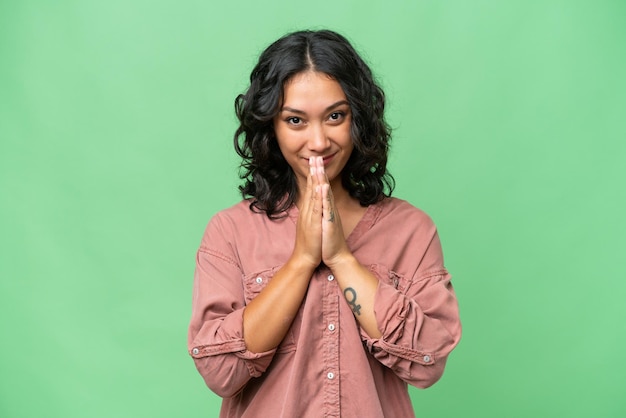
(344, 287), (361, 315)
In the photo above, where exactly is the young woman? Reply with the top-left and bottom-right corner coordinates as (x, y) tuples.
(188, 29), (462, 417)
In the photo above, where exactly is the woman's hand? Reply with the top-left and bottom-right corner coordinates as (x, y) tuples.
(292, 158), (324, 270)
(293, 156), (349, 269)
(308, 157), (351, 268)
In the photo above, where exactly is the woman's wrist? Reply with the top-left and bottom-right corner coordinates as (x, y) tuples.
(285, 252), (319, 278)
(325, 251), (358, 275)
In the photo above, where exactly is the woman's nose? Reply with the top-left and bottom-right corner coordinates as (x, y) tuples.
(307, 124), (330, 152)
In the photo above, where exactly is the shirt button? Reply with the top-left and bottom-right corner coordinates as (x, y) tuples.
(328, 324), (335, 331)
(327, 372), (335, 380)
(327, 274), (334, 281)
(423, 355), (431, 363)
(192, 348), (199, 355)
(255, 277), (263, 284)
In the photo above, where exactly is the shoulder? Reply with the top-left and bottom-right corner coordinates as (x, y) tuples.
(204, 200), (260, 233)
(367, 198), (446, 275)
(200, 200), (292, 245)
(211, 200), (256, 222)
(198, 200), (296, 269)
(376, 197), (436, 230)
(210, 200), (295, 226)
(198, 200), (255, 244)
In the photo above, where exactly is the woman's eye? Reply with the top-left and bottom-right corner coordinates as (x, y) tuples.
(286, 117), (301, 125)
(329, 112), (344, 121)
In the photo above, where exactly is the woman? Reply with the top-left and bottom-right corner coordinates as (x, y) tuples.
(188, 29), (461, 417)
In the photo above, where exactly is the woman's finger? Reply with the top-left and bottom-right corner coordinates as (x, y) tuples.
(315, 156), (326, 186)
(321, 183), (335, 223)
(298, 159), (313, 218)
(311, 158), (322, 219)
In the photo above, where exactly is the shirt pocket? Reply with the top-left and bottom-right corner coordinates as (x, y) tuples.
(243, 266), (297, 353)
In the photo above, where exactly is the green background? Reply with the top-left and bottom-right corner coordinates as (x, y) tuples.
(1, 1), (625, 417)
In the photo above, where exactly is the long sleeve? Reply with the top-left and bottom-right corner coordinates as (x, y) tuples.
(361, 211), (462, 389)
(187, 214), (276, 398)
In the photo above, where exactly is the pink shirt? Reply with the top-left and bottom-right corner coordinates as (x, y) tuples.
(188, 197), (461, 417)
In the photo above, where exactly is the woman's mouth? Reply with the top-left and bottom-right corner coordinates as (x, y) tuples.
(321, 153), (336, 165)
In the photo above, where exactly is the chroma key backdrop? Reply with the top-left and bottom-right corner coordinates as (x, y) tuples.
(1, 1), (624, 417)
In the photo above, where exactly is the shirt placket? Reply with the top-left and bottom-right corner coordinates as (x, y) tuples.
(322, 267), (340, 417)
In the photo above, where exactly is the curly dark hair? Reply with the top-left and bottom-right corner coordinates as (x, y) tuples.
(234, 29), (394, 218)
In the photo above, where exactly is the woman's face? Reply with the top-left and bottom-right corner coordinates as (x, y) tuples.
(273, 71), (353, 193)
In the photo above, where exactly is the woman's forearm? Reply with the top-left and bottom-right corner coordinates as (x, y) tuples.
(242, 256), (315, 353)
(327, 253), (382, 339)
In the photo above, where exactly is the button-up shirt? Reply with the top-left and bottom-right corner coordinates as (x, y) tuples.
(188, 197), (461, 417)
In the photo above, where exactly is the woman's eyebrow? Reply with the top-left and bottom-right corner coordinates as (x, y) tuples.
(280, 100), (350, 114)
